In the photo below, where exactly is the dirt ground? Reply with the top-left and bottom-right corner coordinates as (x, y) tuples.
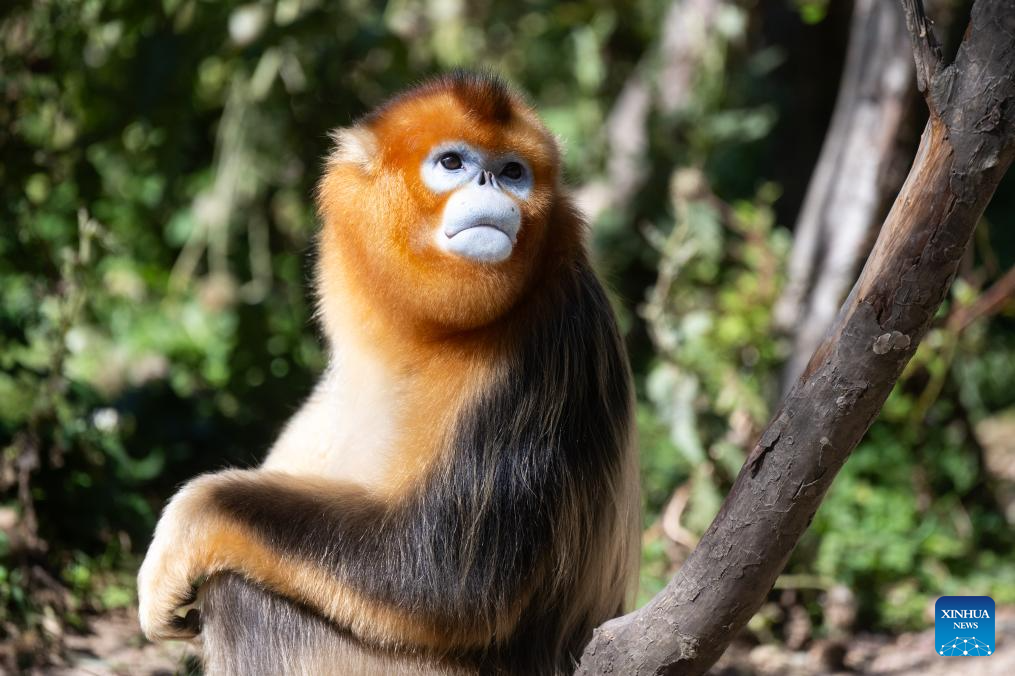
(42, 611), (200, 676)
(23, 606), (1014, 675)
(711, 607), (1015, 675)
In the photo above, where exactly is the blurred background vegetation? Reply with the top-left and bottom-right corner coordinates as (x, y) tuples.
(1, 0), (1014, 671)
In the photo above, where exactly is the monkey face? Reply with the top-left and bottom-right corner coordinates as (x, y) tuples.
(420, 143), (530, 264)
(316, 74), (573, 335)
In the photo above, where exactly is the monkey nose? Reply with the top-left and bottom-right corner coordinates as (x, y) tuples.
(476, 170), (498, 189)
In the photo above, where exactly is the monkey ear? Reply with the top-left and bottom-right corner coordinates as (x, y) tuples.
(327, 126), (378, 173)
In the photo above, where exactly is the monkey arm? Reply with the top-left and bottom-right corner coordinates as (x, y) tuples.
(137, 468), (530, 650)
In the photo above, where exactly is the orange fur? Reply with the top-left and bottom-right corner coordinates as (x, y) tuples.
(314, 82), (578, 495)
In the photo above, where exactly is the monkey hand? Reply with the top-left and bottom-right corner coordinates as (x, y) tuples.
(137, 471), (243, 641)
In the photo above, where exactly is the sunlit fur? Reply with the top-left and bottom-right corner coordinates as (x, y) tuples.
(316, 73), (562, 336)
(138, 72), (639, 676)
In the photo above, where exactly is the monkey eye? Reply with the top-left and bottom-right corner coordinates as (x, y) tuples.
(439, 153), (464, 171)
(501, 162), (524, 180)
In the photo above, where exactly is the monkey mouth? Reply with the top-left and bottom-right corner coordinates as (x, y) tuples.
(443, 221), (518, 244)
(438, 220), (519, 264)
(437, 203), (521, 264)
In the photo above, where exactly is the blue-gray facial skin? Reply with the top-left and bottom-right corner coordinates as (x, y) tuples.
(421, 142), (532, 264)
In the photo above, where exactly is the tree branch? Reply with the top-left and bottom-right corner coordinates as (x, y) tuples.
(901, 0), (943, 96)
(575, 1), (1015, 673)
(947, 265), (1015, 332)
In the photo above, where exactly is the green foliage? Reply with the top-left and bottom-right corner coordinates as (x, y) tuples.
(792, 0), (830, 25)
(802, 312), (1015, 630)
(630, 1), (795, 606)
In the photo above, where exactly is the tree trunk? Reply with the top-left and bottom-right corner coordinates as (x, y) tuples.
(773, 0), (920, 391)
(575, 1), (1015, 673)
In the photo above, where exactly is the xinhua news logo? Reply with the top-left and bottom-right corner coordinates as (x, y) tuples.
(935, 596), (995, 657)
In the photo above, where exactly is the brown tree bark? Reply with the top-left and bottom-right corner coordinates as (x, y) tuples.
(575, 1), (1015, 674)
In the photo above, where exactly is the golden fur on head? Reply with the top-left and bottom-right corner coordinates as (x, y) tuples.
(315, 72), (569, 338)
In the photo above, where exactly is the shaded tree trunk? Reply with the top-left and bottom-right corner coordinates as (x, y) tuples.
(575, 1), (1015, 673)
(773, 0), (922, 390)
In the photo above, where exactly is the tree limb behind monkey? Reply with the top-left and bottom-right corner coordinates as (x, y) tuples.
(138, 72), (640, 676)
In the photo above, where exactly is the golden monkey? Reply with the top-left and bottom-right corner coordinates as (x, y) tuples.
(138, 72), (639, 675)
